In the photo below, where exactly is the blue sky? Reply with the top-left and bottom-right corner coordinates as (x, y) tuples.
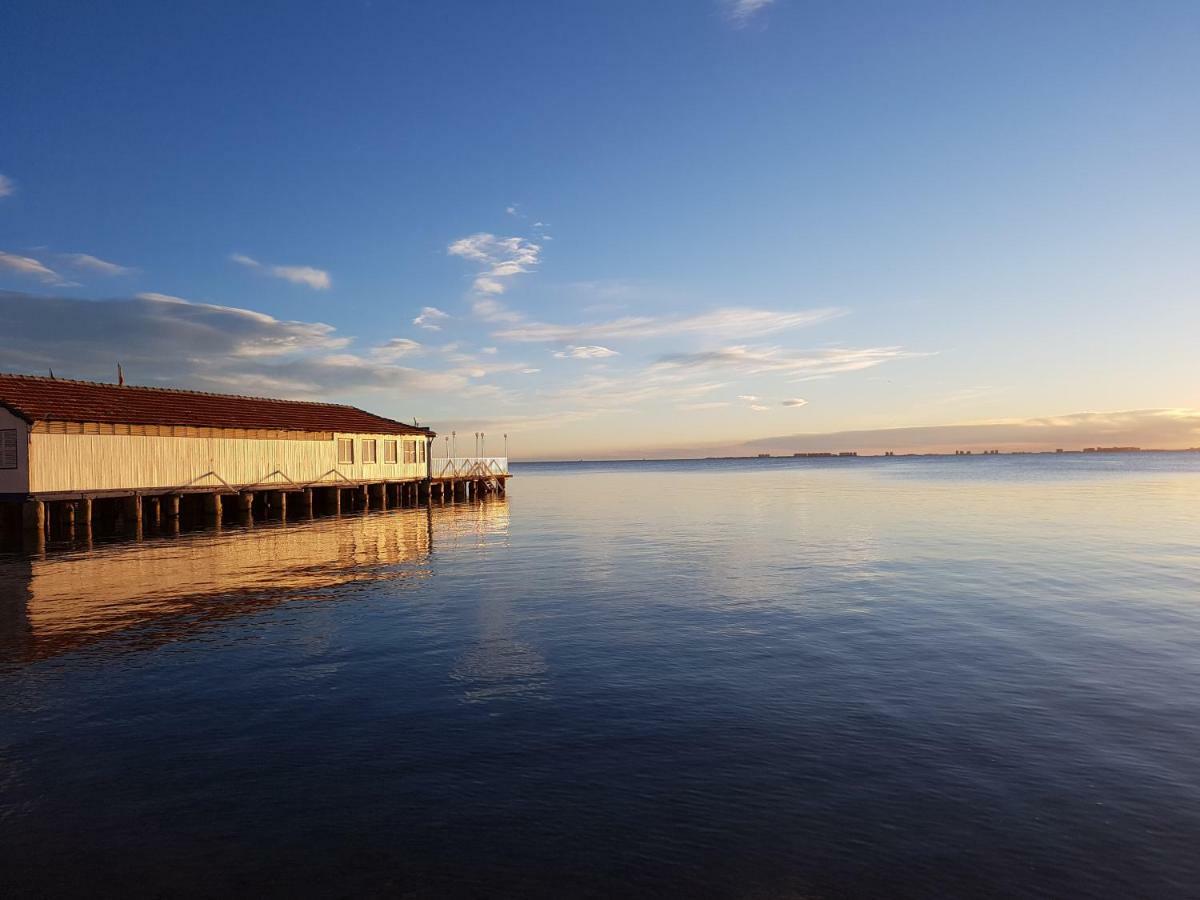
(2, 0), (1198, 456)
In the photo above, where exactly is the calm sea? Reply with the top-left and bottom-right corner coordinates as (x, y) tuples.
(2, 454), (1199, 898)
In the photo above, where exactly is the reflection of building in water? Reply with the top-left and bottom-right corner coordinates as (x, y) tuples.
(0, 507), (449, 665)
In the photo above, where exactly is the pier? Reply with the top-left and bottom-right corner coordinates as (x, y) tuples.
(0, 373), (509, 551)
(1, 463), (507, 551)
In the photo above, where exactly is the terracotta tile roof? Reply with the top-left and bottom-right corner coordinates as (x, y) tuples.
(0, 373), (434, 436)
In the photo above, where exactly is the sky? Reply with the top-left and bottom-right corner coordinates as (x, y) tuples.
(1, 0), (1198, 458)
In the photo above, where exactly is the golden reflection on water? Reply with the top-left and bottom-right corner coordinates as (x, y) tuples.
(0, 499), (511, 666)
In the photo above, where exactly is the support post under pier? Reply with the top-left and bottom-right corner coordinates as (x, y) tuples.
(204, 493), (223, 523)
(22, 500), (45, 549)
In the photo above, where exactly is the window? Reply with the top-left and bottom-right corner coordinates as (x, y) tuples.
(337, 437), (354, 465)
(384, 440), (398, 464)
(403, 440), (417, 464)
(418, 440), (426, 463)
(362, 439), (377, 464)
(0, 429), (16, 470)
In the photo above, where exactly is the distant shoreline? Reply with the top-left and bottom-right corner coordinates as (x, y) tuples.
(512, 448), (1200, 465)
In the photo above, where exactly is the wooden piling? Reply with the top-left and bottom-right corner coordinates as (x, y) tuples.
(164, 494), (181, 519)
(22, 500), (45, 545)
(123, 496), (142, 529)
(204, 492), (223, 522)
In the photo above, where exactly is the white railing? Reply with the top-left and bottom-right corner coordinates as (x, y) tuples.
(431, 457), (509, 479)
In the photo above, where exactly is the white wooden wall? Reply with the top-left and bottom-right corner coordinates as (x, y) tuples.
(0, 409), (30, 496)
(28, 430), (429, 494)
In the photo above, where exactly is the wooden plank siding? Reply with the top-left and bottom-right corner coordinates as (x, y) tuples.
(27, 428), (430, 495)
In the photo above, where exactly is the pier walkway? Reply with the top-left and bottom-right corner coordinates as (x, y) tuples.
(1, 457), (509, 551)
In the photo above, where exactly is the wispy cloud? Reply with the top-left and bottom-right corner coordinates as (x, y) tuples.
(553, 345), (620, 359)
(782, 398), (808, 407)
(373, 337), (423, 360)
(447, 232), (541, 296)
(737, 394), (759, 402)
(0, 175), (14, 198)
(654, 345), (923, 380)
(472, 297), (525, 323)
(231, 253), (331, 290)
(723, 0), (776, 26)
(62, 253), (133, 276)
(542, 368), (728, 415)
(413, 306), (450, 331)
(494, 306), (844, 343)
(0, 251), (76, 286)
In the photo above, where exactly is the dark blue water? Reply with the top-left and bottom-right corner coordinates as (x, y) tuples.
(2, 454), (1199, 897)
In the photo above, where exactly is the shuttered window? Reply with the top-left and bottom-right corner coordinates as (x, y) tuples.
(418, 440), (426, 463)
(403, 440), (416, 464)
(0, 429), (16, 469)
(337, 437), (354, 464)
(362, 439), (377, 464)
(384, 440), (397, 464)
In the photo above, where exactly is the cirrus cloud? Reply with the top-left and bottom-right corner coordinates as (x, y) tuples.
(231, 253), (331, 290)
(494, 306), (844, 343)
(413, 306), (450, 330)
(62, 253), (134, 276)
(0, 251), (76, 286)
(448, 232), (541, 296)
(553, 345), (620, 359)
(653, 344), (925, 380)
(723, 0), (775, 26)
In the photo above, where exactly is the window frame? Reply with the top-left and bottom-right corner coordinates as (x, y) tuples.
(0, 429), (17, 470)
(336, 437), (354, 465)
(362, 438), (377, 464)
(383, 439), (398, 464)
(403, 440), (416, 464)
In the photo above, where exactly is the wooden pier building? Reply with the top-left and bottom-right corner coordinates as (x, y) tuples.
(0, 374), (507, 547)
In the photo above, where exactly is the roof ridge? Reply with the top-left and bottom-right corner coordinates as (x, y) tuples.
(0, 371), (376, 414)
